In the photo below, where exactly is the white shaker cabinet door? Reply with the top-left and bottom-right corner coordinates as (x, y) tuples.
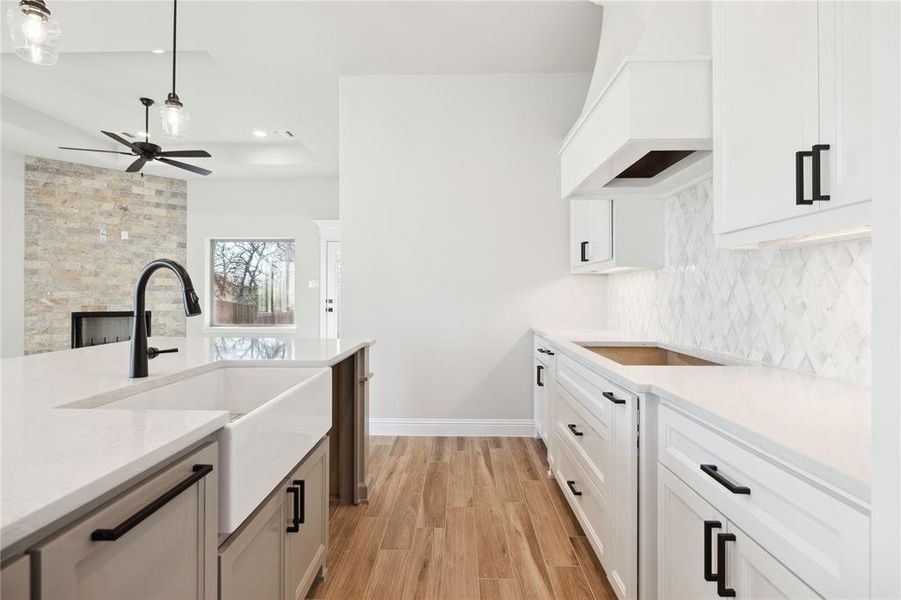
(713, 1), (820, 236)
(817, 0), (872, 212)
(657, 465), (723, 600)
(570, 199), (612, 268)
(721, 524), (821, 599)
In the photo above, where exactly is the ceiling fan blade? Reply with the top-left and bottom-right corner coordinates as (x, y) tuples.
(59, 146), (134, 155)
(126, 157), (148, 173)
(157, 157), (212, 176)
(101, 130), (139, 151)
(156, 150), (211, 158)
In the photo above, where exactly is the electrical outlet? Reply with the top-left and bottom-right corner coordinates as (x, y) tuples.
(121, 231), (129, 240)
(99, 227), (107, 242)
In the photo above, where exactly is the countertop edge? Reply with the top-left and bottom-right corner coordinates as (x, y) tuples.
(1, 412), (229, 554)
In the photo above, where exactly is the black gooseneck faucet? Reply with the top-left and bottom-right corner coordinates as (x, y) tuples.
(130, 258), (202, 378)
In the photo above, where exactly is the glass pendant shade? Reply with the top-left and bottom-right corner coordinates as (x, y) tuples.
(7, 1), (60, 66)
(160, 95), (190, 138)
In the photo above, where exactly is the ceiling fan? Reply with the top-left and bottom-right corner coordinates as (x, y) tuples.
(59, 97), (212, 176)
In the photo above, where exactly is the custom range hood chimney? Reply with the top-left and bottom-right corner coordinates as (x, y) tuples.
(560, 2), (713, 199)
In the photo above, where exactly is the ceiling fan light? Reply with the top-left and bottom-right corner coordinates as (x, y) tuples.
(160, 95), (189, 138)
(7, 1), (60, 66)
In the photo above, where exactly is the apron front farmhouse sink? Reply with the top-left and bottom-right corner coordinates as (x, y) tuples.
(65, 366), (332, 534)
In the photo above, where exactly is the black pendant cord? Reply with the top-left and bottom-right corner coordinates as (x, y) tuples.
(171, 0), (177, 97)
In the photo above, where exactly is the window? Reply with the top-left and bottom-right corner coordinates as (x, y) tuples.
(211, 239), (295, 327)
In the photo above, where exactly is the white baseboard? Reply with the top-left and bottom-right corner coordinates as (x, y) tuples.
(369, 418), (537, 437)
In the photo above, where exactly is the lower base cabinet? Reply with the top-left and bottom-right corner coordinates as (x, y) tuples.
(31, 442), (219, 600)
(658, 465), (818, 599)
(0, 555), (30, 600)
(219, 437), (329, 600)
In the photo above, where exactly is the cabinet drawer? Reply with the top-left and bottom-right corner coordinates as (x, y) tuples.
(552, 430), (612, 569)
(658, 404), (869, 598)
(33, 443), (218, 600)
(554, 382), (612, 494)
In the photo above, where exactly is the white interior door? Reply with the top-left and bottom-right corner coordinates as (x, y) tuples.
(324, 241), (341, 339)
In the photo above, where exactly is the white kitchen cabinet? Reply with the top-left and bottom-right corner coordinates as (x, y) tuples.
(713, 0), (872, 247)
(657, 465), (818, 599)
(552, 353), (638, 599)
(657, 466), (723, 600)
(533, 335), (556, 445)
(657, 403), (869, 598)
(570, 198), (664, 274)
(725, 524), (819, 599)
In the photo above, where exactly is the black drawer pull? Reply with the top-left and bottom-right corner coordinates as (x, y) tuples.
(795, 149), (813, 205)
(703, 520), (722, 582)
(567, 424), (584, 437)
(536, 365), (544, 387)
(812, 144), (831, 201)
(537, 348), (556, 356)
(701, 464), (750, 495)
(566, 480), (582, 496)
(580, 241), (589, 262)
(287, 479), (306, 532)
(91, 464), (213, 541)
(716, 532), (737, 597)
(602, 391), (626, 405)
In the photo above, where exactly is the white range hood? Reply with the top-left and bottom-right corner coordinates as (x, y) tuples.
(560, 2), (713, 200)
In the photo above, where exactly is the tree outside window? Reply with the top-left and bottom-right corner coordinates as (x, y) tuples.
(211, 240), (295, 326)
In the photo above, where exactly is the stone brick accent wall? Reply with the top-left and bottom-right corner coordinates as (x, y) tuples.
(24, 157), (188, 354)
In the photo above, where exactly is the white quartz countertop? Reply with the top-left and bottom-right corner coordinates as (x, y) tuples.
(533, 327), (871, 502)
(0, 335), (374, 553)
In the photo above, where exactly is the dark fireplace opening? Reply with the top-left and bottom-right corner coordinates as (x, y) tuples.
(71, 311), (151, 349)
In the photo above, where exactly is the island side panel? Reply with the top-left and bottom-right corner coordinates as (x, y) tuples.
(354, 347), (370, 504)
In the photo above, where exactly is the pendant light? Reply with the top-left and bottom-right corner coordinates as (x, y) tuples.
(160, 0), (189, 138)
(6, 0), (61, 66)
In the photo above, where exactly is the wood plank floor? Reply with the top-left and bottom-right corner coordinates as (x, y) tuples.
(307, 436), (617, 600)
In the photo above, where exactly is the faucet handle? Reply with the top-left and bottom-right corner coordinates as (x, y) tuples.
(147, 347), (179, 360)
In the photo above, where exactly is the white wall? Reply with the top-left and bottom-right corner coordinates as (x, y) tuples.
(0, 149), (25, 358)
(339, 74), (608, 423)
(186, 178), (338, 338)
(870, 1), (901, 595)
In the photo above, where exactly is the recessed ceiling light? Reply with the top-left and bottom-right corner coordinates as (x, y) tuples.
(151, 49), (165, 54)
(253, 130), (267, 138)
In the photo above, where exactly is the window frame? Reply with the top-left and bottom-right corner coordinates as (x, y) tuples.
(207, 237), (297, 329)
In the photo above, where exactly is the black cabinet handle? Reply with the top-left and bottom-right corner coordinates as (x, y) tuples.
(294, 479), (306, 524)
(566, 480), (582, 496)
(536, 365), (544, 387)
(701, 464), (750, 495)
(602, 391), (626, 405)
(704, 520), (722, 582)
(795, 150), (813, 205)
(716, 532), (737, 597)
(91, 464), (213, 541)
(812, 144), (831, 201)
(580, 241), (589, 262)
(287, 479), (305, 532)
(537, 348), (556, 356)
(567, 423), (584, 437)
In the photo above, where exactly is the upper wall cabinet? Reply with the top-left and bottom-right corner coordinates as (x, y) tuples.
(571, 198), (664, 274)
(560, 58), (713, 201)
(713, 1), (872, 247)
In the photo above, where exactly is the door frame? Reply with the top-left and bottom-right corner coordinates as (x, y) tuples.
(314, 220), (340, 338)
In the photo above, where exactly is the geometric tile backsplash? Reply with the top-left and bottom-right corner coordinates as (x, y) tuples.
(606, 177), (871, 385)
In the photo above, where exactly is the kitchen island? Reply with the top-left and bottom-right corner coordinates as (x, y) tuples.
(0, 335), (374, 562)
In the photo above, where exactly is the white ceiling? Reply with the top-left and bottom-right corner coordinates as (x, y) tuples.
(0, 1), (602, 179)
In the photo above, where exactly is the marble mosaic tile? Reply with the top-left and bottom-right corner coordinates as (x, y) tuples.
(606, 178), (871, 385)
